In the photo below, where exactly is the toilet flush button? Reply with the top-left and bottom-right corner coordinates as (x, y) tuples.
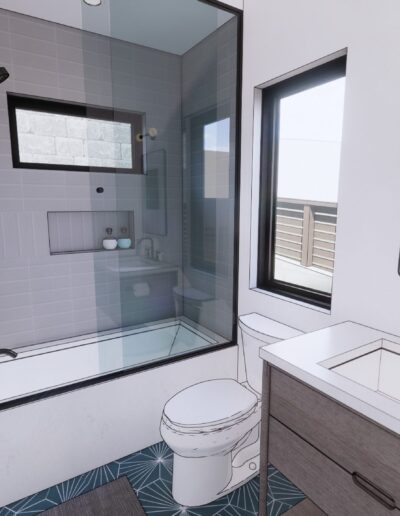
(249, 462), (257, 471)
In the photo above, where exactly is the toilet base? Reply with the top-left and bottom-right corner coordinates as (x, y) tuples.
(172, 452), (233, 507)
(171, 452), (260, 507)
(220, 453), (259, 497)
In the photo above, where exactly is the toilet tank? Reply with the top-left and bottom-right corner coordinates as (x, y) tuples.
(239, 313), (303, 394)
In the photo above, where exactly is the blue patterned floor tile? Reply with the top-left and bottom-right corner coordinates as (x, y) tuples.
(0, 441), (304, 516)
(119, 441), (173, 490)
(267, 465), (305, 516)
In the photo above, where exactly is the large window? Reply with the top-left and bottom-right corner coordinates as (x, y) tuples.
(258, 56), (346, 308)
(8, 94), (145, 173)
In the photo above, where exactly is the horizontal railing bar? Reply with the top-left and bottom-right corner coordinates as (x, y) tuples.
(315, 219), (337, 225)
(313, 247), (335, 255)
(277, 208), (304, 214)
(276, 245), (302, 254)
(276, 234), (302, 242)
(277, 215), (304, 222)
(276, 222), (303, 230)
(276, 240), (303, 247)
(313, 266), (334, 272)
(276, 230), (303, 238)
(313, 237), (336, 245)
(313, 252), (335, 261)
(314, 212), (337, 218)
(276, 240), (302, 249)
(315, 229), (336, 238)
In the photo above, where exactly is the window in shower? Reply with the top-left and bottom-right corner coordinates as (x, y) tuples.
(7, 93), (145, 173)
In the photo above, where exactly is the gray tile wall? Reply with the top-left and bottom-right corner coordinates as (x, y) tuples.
(0, 9), (182, 348)
(181, 18), (238, 340)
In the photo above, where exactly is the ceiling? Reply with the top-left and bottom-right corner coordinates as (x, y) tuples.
(0, 0), (234, 55)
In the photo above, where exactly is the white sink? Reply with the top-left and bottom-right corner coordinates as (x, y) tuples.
(320, 339), (400, 403)
(107, 257), (163, 273)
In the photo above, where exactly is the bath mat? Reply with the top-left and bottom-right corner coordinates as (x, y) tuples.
(42, 476), (145, 516)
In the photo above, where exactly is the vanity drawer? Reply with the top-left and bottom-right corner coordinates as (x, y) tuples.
(269, 417), (400, 516)
(269, 367), (400, 508)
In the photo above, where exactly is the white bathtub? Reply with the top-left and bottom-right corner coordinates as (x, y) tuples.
(0, 319), (224, 405)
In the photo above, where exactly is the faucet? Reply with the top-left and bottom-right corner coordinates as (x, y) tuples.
(0, 348), (18, 359)
(136, 237), (154, 259)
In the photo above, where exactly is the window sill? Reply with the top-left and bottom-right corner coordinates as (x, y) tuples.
(250, 287), (331, 315)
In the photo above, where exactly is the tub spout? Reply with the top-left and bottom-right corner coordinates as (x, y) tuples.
(0, 348), (18, 358)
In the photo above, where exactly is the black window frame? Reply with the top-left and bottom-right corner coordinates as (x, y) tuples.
(257, 55), (347, 309)
(7, 93), (145, 174)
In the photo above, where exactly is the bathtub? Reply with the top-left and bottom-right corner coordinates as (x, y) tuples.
(0, 319), (225, 405)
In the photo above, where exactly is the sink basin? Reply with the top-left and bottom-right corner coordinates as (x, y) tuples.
(107, 257), (163, 273)
(320, 339), (400, 403)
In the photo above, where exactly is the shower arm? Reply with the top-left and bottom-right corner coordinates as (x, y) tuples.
(0, 348), (18, 358)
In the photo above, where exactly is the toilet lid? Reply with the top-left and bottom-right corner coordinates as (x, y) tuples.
(163, 379), (258, 429)
(173, 287), (211, 301)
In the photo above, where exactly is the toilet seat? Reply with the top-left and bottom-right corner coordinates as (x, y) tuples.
(163, 379), (258, 433)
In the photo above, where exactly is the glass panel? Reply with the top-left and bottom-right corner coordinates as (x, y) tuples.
(15, 109), (133, 169)
(0, 0), (240, 403)
(274, 77), (346, 294)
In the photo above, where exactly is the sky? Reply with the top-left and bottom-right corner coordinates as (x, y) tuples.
(277, 77), (346, 203)
(202, 77), (346, 205)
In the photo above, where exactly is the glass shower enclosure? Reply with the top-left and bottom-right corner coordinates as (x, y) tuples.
(0, 0), (241, 404)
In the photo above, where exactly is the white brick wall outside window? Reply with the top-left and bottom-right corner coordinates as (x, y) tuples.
(16, 109), (133, 169)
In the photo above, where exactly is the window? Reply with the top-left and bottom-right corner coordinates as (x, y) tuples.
(7, 94), (145, 173)
(258, 56), (346, 308)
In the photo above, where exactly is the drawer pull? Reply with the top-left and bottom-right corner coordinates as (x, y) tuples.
(352, 472), (396, 511)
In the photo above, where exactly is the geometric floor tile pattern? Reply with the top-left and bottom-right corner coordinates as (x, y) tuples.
(0, 441), (305, 516)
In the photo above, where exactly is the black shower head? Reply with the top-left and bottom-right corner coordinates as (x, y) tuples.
(0, 67), (9, 84)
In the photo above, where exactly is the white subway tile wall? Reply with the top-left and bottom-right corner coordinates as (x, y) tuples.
(0, 9), (182, 348)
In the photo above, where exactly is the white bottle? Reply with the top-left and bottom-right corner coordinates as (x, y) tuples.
(102, 227), (117, 250)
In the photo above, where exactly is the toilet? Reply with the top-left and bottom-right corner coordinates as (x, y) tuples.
(173, 286), (212, 319)
(160, 313), (302, 506)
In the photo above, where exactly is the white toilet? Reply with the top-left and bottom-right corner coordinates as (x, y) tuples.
(160, 313), (302, 507)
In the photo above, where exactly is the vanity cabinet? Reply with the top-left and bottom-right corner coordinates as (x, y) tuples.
(259, 364), (400, 516)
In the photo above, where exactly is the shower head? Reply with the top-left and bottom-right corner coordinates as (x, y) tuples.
(0, 67), (9, 84)
(136, 128), (158, 142)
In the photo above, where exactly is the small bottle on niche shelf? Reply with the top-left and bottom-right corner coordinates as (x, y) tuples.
(102, 227), (118, 250)
(117, 227), (132, 249)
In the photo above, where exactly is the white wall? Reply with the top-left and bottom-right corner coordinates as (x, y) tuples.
(0, 346), (237, 507)
(223, 0), (243, 9)
(239, 0), (400, 336)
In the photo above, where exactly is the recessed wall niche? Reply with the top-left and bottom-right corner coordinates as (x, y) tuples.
(47, 211), (135, 255)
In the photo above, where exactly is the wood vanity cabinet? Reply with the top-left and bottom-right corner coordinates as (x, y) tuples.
(259, 364), (400, 516)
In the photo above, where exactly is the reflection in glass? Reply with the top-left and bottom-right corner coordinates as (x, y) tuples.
(204, 118), (230, 199)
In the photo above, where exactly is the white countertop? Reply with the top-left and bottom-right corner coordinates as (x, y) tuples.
(260, 321), (400, 435)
